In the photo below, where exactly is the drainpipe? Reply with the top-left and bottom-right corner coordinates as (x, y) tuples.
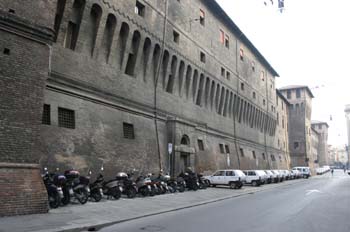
(264, 68), (271, 170)
(233, 37), (241, 169)
(154, 0), (168, 172)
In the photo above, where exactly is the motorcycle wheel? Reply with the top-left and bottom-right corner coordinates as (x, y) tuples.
(110, 187), (121, 200)
(149, 186), (156, 196)
(126, 187), (137, 198)
(139, 187), (149, 197)
(178, 184), (185, 193)
(91, 191), (102, 202)
(48, 191), (60, 209)
(75, 188), (89, 204)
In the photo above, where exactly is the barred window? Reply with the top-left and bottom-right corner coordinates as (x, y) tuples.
(252, 151), (256, 159)
(58, 107), (75, 129)
(225, 145), (230, 154)
(239, 148), (244, 157)
(197, 139), (204, 151)
(42, 104), (51, 125)
(123, 123), (135, 139)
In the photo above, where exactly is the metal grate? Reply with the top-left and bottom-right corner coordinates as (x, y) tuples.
(58, 107), (75, 129)
(123, 123), (135, 139)
(42, 104), (51, 125)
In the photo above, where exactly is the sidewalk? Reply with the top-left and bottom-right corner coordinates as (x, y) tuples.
(0, 179), (307, 232)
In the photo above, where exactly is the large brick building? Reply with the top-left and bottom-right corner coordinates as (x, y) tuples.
(0, 0), (291, 215)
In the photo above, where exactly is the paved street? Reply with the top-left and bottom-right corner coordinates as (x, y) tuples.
(100, 170), (350, 232)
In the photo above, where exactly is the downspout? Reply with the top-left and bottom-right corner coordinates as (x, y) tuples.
(233, 37), (241, 169)
(154, 0), (168, 172)
(264, 69), (271, 169)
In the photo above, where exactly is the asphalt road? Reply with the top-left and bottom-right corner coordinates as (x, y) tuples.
(99, 170), (350, 232)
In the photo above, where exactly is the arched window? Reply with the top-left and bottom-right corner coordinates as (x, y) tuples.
(54, 0), (67, 42)
(101, 14), (117, 63)
(64, 0), (85, 50)
(185, 65), (192, 99)
(178, 61), (185, 96)
(180, 135), (190, 145)
(142, 38), (152, 81)
(196, 74), (205, 106)
(117, 22), (130, 68)
(87, 4), (102, 56)
(161, 50), (170, 89)
(204, 77), (210, 108)
(152, 44), (161, 81)
(192, 70), (199, 102)
(166, 55), (178, 93)
(125, 30), (141, 76)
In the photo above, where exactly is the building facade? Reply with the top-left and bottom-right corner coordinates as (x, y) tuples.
(0, 0), (292, 215)
(279, 86), (314, 168)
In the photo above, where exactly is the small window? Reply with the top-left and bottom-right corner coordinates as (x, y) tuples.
(252, 151), (256, 159)
(3, 48), (10, 55)
(214, 171), (225, 176)
(199, 9), (205, 26)
(221, 67), (225, 77)
(226, 171), (235, 176)
(296, 89), (301, 98)
(219, 30), (225, 44)
(318, 124), (322, 129)
(287, 90), (291, 99)
(253, 92), (256, 99)
(260, 71), (265, 81)
(263, 99), (266, 105)
(42, 104), (51, 125)
(271, 154), (276, 161)
(252, 61), (255, 72)
(239, 48), (244, 61)
(279, 156), (282, 162)
(198, 139), (204, 151)
(262, 153), (266, 160)
(58, 107), (75, 129)
(240, 83), (244, 91)
(135, 1), (145, 17)
(123, 123), (135, 139)
(239, 148), (244, 157)
(225, 145), (230, 154)
(219, 144), (225, 154)
(225, 35), (229, 48)
(173, 30), (179, 44)
(294, 142), (299, 149)
(226, 71), (230, 80)
(278, 139), (280, 146)
(200, 51), (206, 63)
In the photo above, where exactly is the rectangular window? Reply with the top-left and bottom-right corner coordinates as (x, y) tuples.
(260, 71), (265, 81)
(262, 153), (266, 160)
(296, 89), (301, 98)
(271, 154), (276, 161)
(253, 92), (256, 99)
(199, 9), (205, 26)
(318, 124), (322, 129)
(294, 141), (299, 149)
(198, 139), (204, 151)
(200, 51), (206, 63)
(135, 1), (145, 17)
(173, 30), (179, 44)
(225, 145), (230, 154)
(239, 48), (244, 61)
(239, 148), (244, 157)
(287, 90), (291, 99)
(221, 67), (225, 77)
(64, 21), (78, 50)
(241, 83), (244, 91)
(123, 122), (135, 139)
(219, 30), (225, 44)
(58, 107), (75, 129)
(225, 34), (229, 48)
(42, 104), (51, 125)
(252, 61), (255, 72)
(219, 144), (225, 154)
(226, 71), (230, 80)
(252, 151), (256, 159)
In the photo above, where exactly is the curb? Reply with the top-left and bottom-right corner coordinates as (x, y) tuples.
(59, 179), (306, 232)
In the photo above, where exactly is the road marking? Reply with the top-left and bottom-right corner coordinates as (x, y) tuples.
(306, 189), (322, 196)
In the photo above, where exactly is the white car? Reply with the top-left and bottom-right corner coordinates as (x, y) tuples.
(204, 170), (246, 189)
(290, 169), (302, 179)
(256, 170), (268, 184)
(292, 167), (311, 178)
(272, 170), (284, 182)
(243, 170), (264, 186)
(265, 170), (278, 183)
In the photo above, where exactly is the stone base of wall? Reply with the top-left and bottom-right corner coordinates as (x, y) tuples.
(0, 163), (48, 217)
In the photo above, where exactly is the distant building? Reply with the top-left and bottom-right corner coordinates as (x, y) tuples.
(279, 86), (314, 168)
(311, 121), (329, 166)
(310, 127), (320, 172)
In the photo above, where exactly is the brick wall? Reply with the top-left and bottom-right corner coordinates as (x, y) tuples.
(0, 163), (48, 217)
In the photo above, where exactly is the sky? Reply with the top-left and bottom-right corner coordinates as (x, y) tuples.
(216, 0), (350, 147)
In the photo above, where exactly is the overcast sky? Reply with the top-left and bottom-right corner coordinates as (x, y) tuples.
(216, 0), (350, 147)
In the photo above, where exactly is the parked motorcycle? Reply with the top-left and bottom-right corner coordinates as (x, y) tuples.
(197, 173), (209, 189)
(42, 168), (64, 208)
(87, 171), (103, 202)
(134, 175), (152, 197)
(179, 171), (199, 191)
(62, 170), (89, 205)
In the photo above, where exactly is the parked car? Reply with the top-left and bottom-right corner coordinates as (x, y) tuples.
(292, 167), (311, 178)
(256, 170), (268, 184)
(243, 170), (263, 186)
(290, 169), (302, 179)
(204, 170), (246, 189)
(264, 170), (276, 183)
(280, 170), (292, 180)
(272, 170), (284, 182)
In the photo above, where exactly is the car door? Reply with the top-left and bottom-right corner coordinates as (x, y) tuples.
(225, 170), (235, 184)
(211, 170), (225, 184)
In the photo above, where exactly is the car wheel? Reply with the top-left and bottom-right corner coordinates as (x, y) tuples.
(229, 182), (236, 189)
(252, 181), (258, 187)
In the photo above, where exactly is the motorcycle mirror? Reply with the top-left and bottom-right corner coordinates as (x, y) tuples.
(89, 170), (92, 175)
(101, 166), (104, 171)
(44, 167), (48, 171)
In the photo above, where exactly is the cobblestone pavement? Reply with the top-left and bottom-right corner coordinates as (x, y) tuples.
(0, 178), (309, 232)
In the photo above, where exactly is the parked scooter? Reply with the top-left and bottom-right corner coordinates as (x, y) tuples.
(42, 167), (64, 208)
(62, 170), (89, 205)
(134, 175), (152, 197)
(197, 173), (209, 189)
(179, 170), (199, 191)
(115, 172), (138, 198)
(87, 171), (103, 202)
